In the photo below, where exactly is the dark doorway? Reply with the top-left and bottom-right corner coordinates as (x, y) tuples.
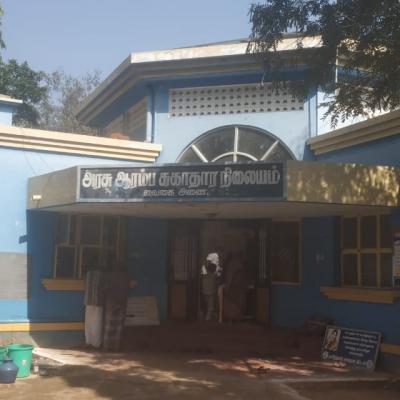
(168, 219), (272, 324)
(168, 221), (200, 320)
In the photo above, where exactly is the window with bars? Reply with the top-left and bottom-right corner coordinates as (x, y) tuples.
(54, 214), (121, 279)
(169, 83), (304, 117)
(341, 215), (393, 288)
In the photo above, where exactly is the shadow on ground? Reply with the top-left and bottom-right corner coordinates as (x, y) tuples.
(2, 323), (397, 400)
(1, 350), (398, 400)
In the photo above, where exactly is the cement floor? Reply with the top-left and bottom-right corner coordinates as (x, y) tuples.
(0, 349), (398, 400)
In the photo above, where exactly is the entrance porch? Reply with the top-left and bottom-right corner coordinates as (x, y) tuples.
(21, 160), (400, 370)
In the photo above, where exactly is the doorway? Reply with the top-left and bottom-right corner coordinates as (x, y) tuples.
(168, 219), (271, 324)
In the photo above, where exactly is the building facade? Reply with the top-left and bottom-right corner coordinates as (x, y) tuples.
(1, 39), (400, 370)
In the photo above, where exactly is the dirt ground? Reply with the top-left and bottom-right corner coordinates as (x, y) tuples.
(0, 349), (398, 400)
(0, 325), (398, 399)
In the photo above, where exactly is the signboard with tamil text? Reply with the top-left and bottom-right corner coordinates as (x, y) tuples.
(321, 326), (381, 371)
(78, 162), (285, 202)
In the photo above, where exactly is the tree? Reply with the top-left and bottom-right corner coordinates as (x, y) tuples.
(248, 0), (400, 125)
(0, 4), (99, 132)
(38, 70), (101, 134)
(0, 4), (47, 127)
(0, 5), (5, 50)
(0, 59), (47, 126)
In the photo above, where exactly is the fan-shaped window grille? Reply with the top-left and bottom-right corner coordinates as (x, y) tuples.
(177, 126), (295, 163)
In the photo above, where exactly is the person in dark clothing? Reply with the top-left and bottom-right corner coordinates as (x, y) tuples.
(84, 270), (105, 348)
(103, 268), (130, 351)
(223, 251), (247, 321)
(201, 262), (218, 320)
(200, 252), (223, 321)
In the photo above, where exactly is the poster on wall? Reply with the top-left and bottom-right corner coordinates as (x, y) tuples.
(321, 326), (381, 371)
(393, 231), (400, 287)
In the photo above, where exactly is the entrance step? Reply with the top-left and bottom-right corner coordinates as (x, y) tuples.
(122, 322), (322, 360)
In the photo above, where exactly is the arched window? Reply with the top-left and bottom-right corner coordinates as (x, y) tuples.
(177, 125), (295, 163)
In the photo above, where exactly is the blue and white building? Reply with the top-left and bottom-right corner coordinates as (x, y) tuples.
(0, 38), (399, 370)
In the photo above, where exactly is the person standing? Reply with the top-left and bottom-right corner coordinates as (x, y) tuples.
(84, 269), (105, 348)
(201, 253), (221, 321)
(222, 251), (247, 321)
(103, 267), (130, 351)
(201, 263), (217, 321)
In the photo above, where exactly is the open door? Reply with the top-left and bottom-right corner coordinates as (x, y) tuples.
(168, 221), (199, 320)
(256, 220), (271, 324)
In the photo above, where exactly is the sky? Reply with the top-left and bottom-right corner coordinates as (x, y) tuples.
(1, 0), (255, 80)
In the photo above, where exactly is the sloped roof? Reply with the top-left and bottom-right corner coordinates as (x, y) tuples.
(307, 110), (399, 155)
(77, 36), (321, 125)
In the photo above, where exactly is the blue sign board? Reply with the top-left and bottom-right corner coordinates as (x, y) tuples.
(321, 326), (381, 371)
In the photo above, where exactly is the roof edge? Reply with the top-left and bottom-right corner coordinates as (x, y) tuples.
(307, 110), (400, 155)
(0, 124), (162, 162)
(76, 35), (322, 124)
(76, 54), (132, 118)
(0, 94), (23, 106)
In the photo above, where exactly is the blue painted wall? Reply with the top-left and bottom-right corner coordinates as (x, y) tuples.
(152, 76), (314, 163)
(271, 217), (339, 327)
(271, 216), (400, 368)
(91, 69), (334, 164)
(0, 301), (27, 323)
(0, 103), (15, 125)
(0, 147), (141, 323)
(27, 211), (85, 322)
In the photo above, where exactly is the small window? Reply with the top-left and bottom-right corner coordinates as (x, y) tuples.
(55, 247), (76, 278)
(361, 216), (377, 248)
(361, 254), (377, 287)
(342, 254), (358, 286)
(380, 253), (393, 288)
(341, 214), (392, 288)
(80, 247), (101, 277)
(342, 217), (357, 249)
(53, 215), (121, 279)
(380, 214), (392, 248)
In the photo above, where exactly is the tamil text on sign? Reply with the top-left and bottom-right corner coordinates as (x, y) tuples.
(321, 326), (381, 371)
(79, 162), (285, 201)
